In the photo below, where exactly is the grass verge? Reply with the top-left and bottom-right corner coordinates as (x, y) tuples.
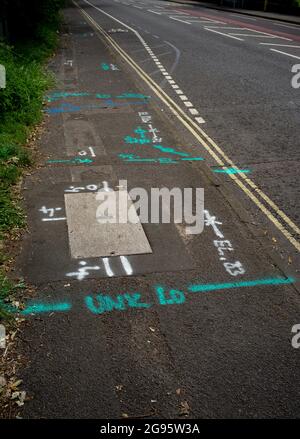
(0, 25), (59, 319)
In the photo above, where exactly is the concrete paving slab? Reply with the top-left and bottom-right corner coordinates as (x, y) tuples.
(65, 191), (152, 258)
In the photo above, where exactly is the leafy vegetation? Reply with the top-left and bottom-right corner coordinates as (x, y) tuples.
(0, 1), (64, 318)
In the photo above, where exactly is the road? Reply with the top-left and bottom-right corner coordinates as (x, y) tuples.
(15, 0), (300, 419)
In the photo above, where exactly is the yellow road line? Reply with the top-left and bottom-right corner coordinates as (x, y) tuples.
(74, 1), (300, 252)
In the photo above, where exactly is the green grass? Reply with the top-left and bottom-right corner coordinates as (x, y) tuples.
(0, 24), (58, 319)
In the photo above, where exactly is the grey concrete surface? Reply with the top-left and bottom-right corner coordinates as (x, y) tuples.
(16, 0), (300, 419)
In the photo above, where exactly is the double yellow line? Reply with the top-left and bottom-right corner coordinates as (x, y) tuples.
(74, 0), (300, 252)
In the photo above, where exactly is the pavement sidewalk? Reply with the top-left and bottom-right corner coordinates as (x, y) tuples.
(166, 0), (300, 25)
(12, 1), (300, 419)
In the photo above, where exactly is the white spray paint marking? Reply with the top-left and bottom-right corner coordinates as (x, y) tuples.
(120, 256), (133, 275)
(65, 184), (100, 193)
(103, 258), (114, 277)
(64, 60), (73, 67)
(66, 261), (101, 280)
(204, 210), (246, 277)
(78, 146), (96, 157)
(98, 181), (113, 192)
(39, 206), (66, 221)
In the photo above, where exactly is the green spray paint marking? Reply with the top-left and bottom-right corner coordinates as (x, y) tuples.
(22, 302), (72, 315)
(101, 63), (110, 71)
(188, 277), (295, 293)
(47, 157), (93, 165)
(117, 93), (150, 99)
(153, 145), (189, 157)
(14, 276), (296, 317)
(181, 157), (204, 161)
(213, 168), (250, 174)
(95, 93), (112, 99)
(47, 92), (90, 102)
(119, 153), (203, 163)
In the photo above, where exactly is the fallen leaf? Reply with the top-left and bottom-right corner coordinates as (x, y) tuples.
(179, 400), (190, 416)
(16, 391), (26, 407)
(10, 379), (23, 390)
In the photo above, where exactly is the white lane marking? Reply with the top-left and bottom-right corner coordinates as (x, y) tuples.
(189, 108), (199, 115)
(171, 11), (190, 15)
(168, 80), (175, 84)
(230, 34), (277, 38)
(103, 258), (114, 277)
(230, 14), (257, 21)
(120, 256), (133, 275)
(205, 28), (244, 41)
(196, 116), (206, 124)
(165, 75), (172, 79)
(273, 23), (300, 30)
(199, 16), (224, 22)
(184, 101), (193, 107)
(205, 26), (249, 29)
(243, 27), (292, 40)
(153, 35), (159, 38)
(170, 16), (191, 25)
(270, 48), (300, 60)
(148, 9), (161, 15)
(260, 43), (300, 47)
(76, 1), (300, 251)
(189, 20), (225, 24)
(81, 0), (205, 128)
(179, 95), (188, 100)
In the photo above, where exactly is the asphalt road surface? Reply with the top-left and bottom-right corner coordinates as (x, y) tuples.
(16, 0), (300, 419)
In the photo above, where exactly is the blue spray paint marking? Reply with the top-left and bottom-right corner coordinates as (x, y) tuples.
(181, 157), (204, 161)
(95, 93), (112, 99)
(155, 286), (186, 305)
(101, 63), (110, 71)
(85, 292), (151, 314)
(152, 145), (189, 157)
(117, 93), (150, 99)
(46, 100), (149, 114)
(213, 168), (250, 175)
(46, 92), (90, 102)
(22, 302), (72, 315)
(119, 153), (203, 164)
(47, 157), (93, 165)
(46, 92), (151, 102)
(15, 277), (295, 316)
(188, 277), (295, 293)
